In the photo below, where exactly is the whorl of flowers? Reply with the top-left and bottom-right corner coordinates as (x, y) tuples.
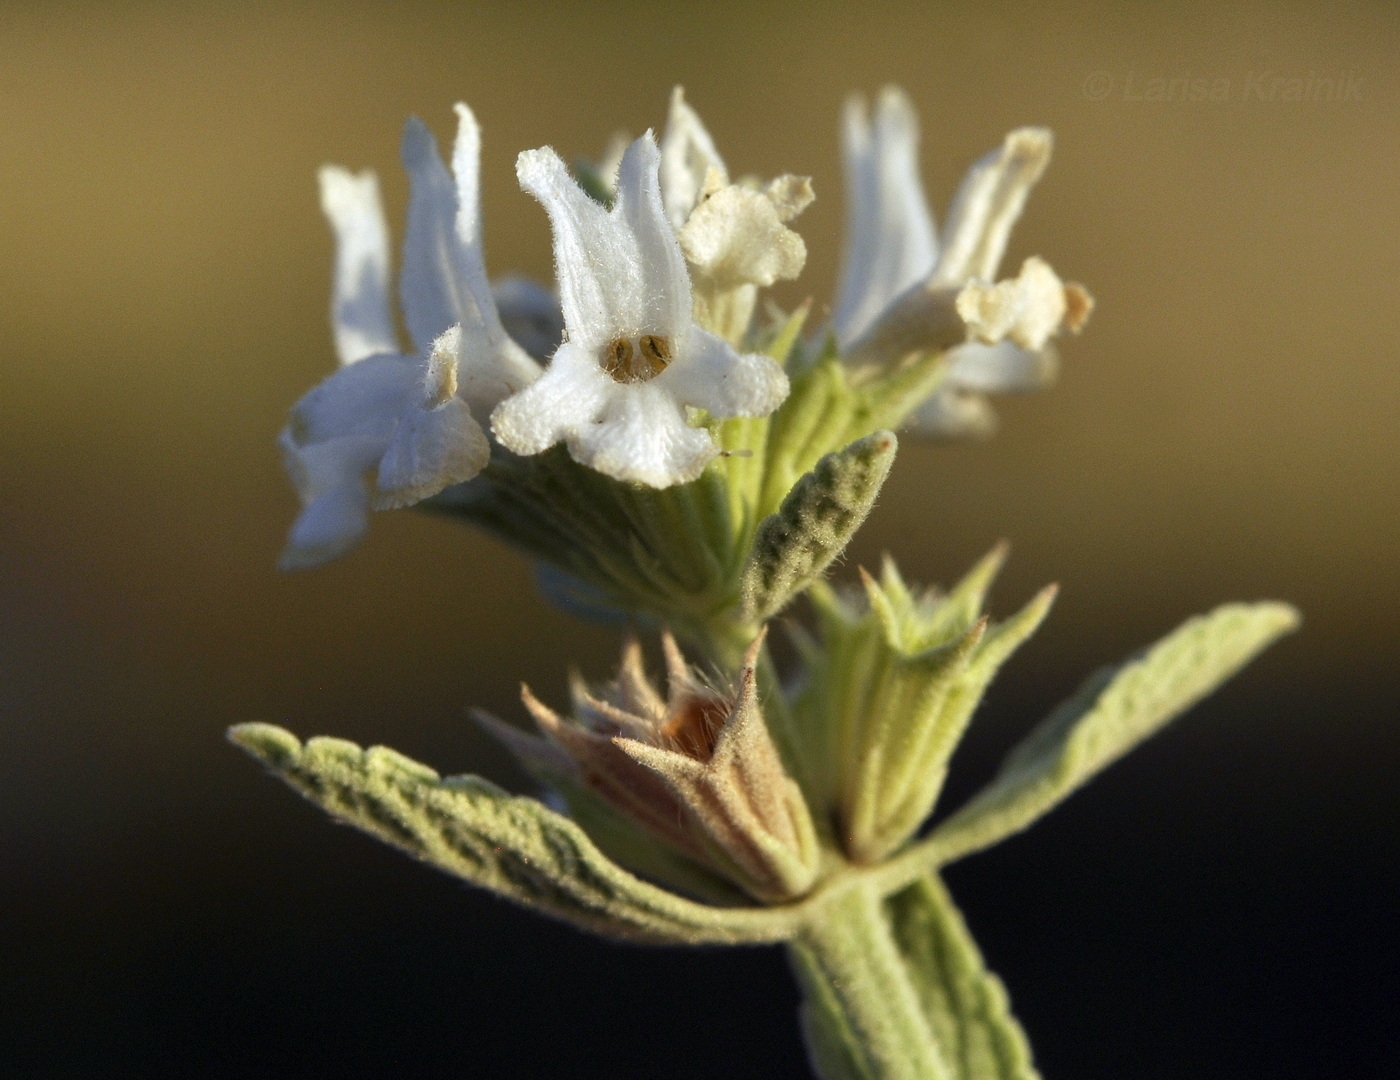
(278, 87), (1089, 569)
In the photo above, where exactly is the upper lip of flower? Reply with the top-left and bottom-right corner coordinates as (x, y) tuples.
(833, 87), (1055, 350)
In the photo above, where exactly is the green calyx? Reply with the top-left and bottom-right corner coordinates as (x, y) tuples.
(432, 306), (946, 666)
(790, 547), (1056, 864)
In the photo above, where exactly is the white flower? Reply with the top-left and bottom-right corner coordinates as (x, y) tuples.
(490, 134), (789, 489)
(279, 106), (540, 570)
(578, 89), (814, 343)
(833, 87), (1091, 436)
(658, 88), (814, 342)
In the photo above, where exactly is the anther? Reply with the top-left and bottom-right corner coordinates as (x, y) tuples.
(602, 335), (673, 383)
(603, 337), (636, 381)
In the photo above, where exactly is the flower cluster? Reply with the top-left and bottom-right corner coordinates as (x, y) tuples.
(238, 85), (1300, 1080)
(278, 87), (1090, 570)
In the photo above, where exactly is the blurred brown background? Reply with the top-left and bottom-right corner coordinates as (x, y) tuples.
(1, 1), (1396, 1077)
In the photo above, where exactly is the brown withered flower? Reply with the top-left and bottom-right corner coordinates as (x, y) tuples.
(482, 630), (819, 904)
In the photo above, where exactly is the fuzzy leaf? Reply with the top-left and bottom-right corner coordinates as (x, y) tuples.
(228, 723), (796, 945)
(741, 431), (897, 621)
(888, 874), (1039, 1080)
(926, 602), (1300, 863)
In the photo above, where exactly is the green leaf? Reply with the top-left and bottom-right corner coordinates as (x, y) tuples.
(925, 602), (1300, 864)
(852, 348), (951, 435)
(887, 874), (1039, 1080)
(228, 723), (795, 945)
(762, 299), (813, 368)
(869, 585), (1056, 863)
(741, 431), (898, 621)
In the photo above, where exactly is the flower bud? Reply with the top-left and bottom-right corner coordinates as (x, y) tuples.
(498, 630), (821, 903)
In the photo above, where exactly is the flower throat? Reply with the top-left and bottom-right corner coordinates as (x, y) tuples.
(604, 334), (673, 383)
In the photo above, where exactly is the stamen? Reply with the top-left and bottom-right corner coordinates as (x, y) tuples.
(603, 337), (636, 381)
(640, 334), (672, 367)
(602, 335), (674, 383)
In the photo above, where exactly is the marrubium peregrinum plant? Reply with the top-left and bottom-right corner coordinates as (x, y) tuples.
(235, 86), (1298, 1079)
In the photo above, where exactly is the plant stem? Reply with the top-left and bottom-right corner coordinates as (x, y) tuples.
(789, 880), (952, 1080)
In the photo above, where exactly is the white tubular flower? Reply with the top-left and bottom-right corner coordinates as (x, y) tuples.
(279, 106), (537, 570)
(399, 107), (542, 414)
(491, 134), (790, 488)
(659, 88), (727, 231)
(832, 87), (937, 351)
(658, 88), (814, 342)
(833, 88), (1092, 436)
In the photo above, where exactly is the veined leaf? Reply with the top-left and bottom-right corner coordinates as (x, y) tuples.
(925, 602), (1300, 864)
(741, 431), (897, 621)
(228, 723), (795, 945)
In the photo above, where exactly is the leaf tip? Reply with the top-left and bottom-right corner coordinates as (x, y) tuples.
(862, 431), (896, 465)
(1257, 600), (1302, 636)
(227, 722), (302, 769)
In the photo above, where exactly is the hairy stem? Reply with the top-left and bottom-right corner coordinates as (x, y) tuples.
(789, 881), (953, 1080)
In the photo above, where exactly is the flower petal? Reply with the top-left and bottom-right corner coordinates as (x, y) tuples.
(277, 433), (383, 571)
(902, 388), (998, 440)
(400, 110), (540, 409)
(496, 342), (717, 486)
(374, 327), (492, 510)
(934, 127), (1052, 285)
(374, 398), (488, 509)
(615, 135), (694, 340)
(956, 256), (1071, 352)
(518, 135), (692, 350)
(677, 181), (810, 292)
(450, 106), (543, 410)
(763, 174), (816, 223)
(659, 86), (727, 229)
(833, 88), (939, 348)
(287, 353), (418, 446)
(399, 116), (470, 353)
(839, 281), (968, 366)
(319, 166), (399, 366)
(279, 482), (372, 571)
(657, 327), (789, 419)
(946, 340), (1058, 393)
(514, 147), (629, 350)
(492, 275), (564, 361)
(490, 341), (615, 457)
(569, 382), (717, 488)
